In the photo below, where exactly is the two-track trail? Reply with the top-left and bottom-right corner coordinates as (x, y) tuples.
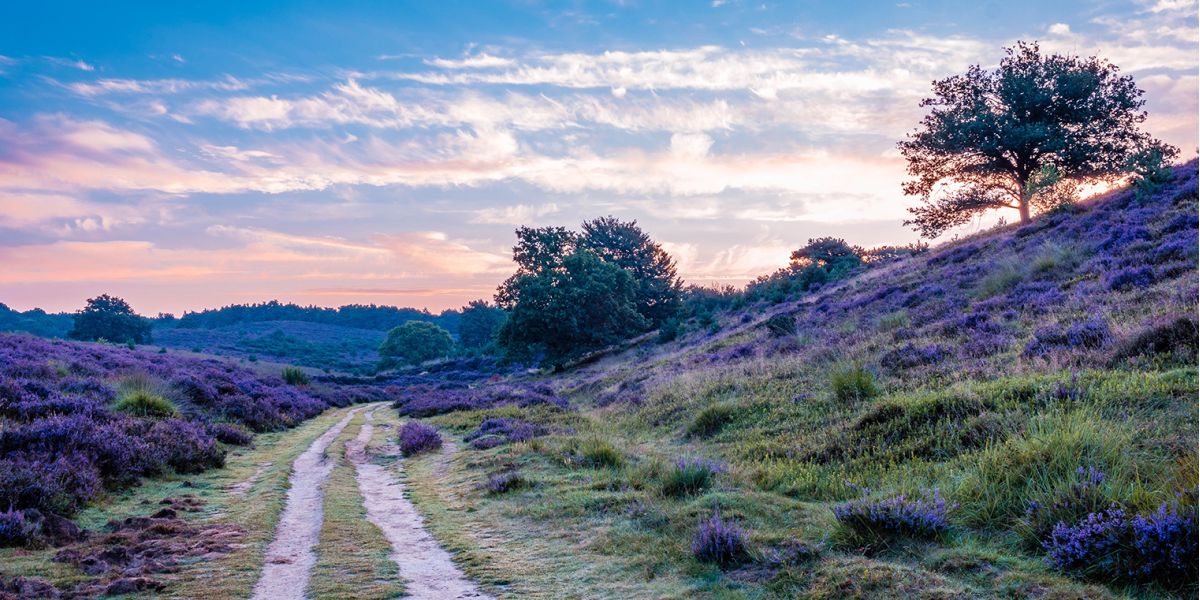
(251, 403), (491, 599)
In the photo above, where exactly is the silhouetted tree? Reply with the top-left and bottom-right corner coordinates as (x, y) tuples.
(68, 294), (152, 344)
(900, 41), (1177, 237)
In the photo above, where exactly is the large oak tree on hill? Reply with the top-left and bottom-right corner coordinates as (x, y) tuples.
(900, 41), (1177, 237)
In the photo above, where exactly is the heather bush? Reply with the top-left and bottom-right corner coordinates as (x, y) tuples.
(0, 509), (41, 548)
(1043, 503), (1198, 588)
(834, 489), (954, 546)
(113, 390), (177, 418)
(763, 314), (797, 337)
(145, 419), (225, 473)
(485, 470), (528, 494)
(662, 457), (724, 497)
(830, 364), (877, 403)
(1024, 318), (1111, 357)
(880, 343), (948, 372)
(691, 510), (749, 566)
(464, 417), (546, 449)
(281, 366), (310, 386)
(398, 422), (442, 456)
(688, 402), (737, 437)
(1106, 266), (1155, 291)
(1111, 317), (1198, 364)
(1017, 466), (1110, 548)
(0, 453), (102, 516)
(207, 422), (253, 446)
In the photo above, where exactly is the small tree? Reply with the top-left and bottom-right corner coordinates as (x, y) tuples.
(900, 41), (1177, 237)
(379, 321), (454, 367)
(67, 294), (152, 344)
(458, 300), (506, 351)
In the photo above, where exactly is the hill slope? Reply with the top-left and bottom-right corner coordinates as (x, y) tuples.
(390, 162), (1198, 598)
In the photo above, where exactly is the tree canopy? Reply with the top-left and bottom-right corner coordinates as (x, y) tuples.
(378, 321), (455, 367)
(899, 41), (1177, 237)
(494, 217), (678, 365)
(67, 294), (152, 344)
(457, 300), (506, 351)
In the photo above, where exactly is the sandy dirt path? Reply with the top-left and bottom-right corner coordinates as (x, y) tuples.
(347, 407), (492, 599)
(250, 405), (365, 600)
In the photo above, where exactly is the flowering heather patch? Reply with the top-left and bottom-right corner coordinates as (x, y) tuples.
(1105, 266), (1155, 291)
(0, 508), (40, 547)
(662, 456), (725, 497)
(1019, 466), (1109, 548)
(485, 470), (528, 494)
(0, 333), (354, 543)
(833, 489), (954, 542)
(1024, 318), (1111, 357)
(398, 422), (442, 456)
(1043, 503), (1198, 588)
(880, 343), (948, 372)
(465, 417), (546, 449)
(394, 381), (568, 418)
(691, 510), (748, 566)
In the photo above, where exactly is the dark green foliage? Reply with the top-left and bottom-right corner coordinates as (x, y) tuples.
(688, 402), (737, 437)
(67, 294), (152, 344)
(790, 237), (864, 276)
(458, 300), (506, 351)
(174, 300), (459, 333)
(830, 364), (878, 403)
(764, 314), (797, 337)
(661, 457), (723, 497)
(900, 41), (1177, 235)
(497, 247), (648, 365)
(657, 317), (680, 343)
(0, 303), (73, 338)
(281, 367), (310, 386)
(379, 321), (455, 367)
(578, 216), (683, 326)
(495, 217), (682, 364)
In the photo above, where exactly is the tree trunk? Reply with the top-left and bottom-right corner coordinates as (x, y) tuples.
(1017, 191), (1032, 223)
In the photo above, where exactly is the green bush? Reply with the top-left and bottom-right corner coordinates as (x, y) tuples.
(764, 314), (797, 337)
(578, 437), (624, 468)
(688, 402), (737, 437)
(379, 321), (455, 367)
(282, 366), (310, 386)
(831, 364), (878, 403)
(114, 390), (177, 418)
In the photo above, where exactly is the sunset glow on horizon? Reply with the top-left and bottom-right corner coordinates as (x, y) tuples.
(1, 1), (1196, 315)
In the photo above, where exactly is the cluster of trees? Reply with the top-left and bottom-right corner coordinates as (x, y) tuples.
(172, 300), (460, 333)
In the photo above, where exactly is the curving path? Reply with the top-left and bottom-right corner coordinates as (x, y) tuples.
(347, 407), (492, 599)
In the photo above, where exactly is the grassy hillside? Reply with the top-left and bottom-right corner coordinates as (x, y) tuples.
(394, 163), (1199, 598)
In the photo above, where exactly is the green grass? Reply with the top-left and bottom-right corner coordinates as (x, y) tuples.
(113, 389), (177, 417)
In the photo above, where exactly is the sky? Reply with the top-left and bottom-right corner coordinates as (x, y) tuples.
(0, 0), (1196, 315)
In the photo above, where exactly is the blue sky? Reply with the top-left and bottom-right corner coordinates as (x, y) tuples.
(1, 0), (1196, 314)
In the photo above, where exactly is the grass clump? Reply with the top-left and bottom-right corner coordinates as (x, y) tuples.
(661, 457), (723, 498)
(688, 402), (738, 437)
(830, 364), (878, 403)
(576, 437), (624, 469)
(281, 366), (310, 386)
(113, 390), (177, 418)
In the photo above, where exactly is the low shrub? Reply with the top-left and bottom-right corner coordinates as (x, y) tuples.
(113, 390), (177, 418)
(691, 510), (749, 566)
(464, 417), (546, 449)
(833, 489), (954, 546)
(0, 509), (41, 548)
(830, 364), (878, 403)
(880, 343), (948, 372)
(1106, 266), (1155, 291)
(398, 422), (442, 456)
(281, 367), (310, 386)
(1111, 317), (1199, 364)
(1024, 318), (1111, 357)
(145, 419), (226, 473)
(688, 402), (737, 437)
(207, 422), (253, 446)
(1043, 503), (1198, 588)
(486, 470), (528, 494)
(1017, 466), (1110, 548)
(577, 437), (623, 468)
(764, 314), (797, 337)
(662, 457), (724, 498)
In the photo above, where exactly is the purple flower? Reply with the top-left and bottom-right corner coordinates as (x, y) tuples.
(691, 510), (748, 566)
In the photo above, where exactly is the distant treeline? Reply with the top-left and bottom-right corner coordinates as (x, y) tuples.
(170, 301), (462, 334)
(0, 303), (73, 338)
